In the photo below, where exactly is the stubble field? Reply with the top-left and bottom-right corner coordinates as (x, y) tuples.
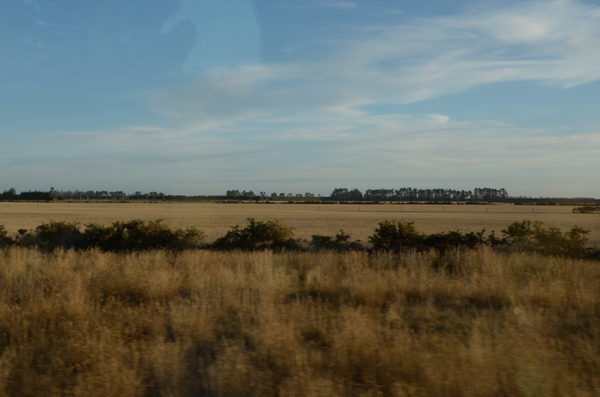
(0, 201), (598, 246)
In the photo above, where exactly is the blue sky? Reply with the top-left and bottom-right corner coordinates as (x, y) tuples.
(1, 0), (599, 197)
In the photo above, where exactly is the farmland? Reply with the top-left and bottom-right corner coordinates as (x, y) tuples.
(0, 202), (599, 396)
(0, 202), (599, 247)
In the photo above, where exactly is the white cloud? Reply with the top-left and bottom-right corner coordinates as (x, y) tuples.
(316, 1), (357, 9)
(149, 0), (600, 138)
(427, 114), (450, 124)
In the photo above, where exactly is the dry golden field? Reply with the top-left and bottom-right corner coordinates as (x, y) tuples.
(0, 247), (598, 396)
(0, 202), (598, 246)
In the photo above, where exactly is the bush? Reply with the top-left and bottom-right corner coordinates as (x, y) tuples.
(19, 220), (82, 252)
(80, 219), (205, 252)
(311, 230), (363, 251)
(500, 220), (590, 259)
(211, 218), (299, 251)
(532, 224), (589, 258)
(368, 220), (425, 252)
(0, 225), (13, 248)
(424, 229), (486, 254)
(573, 206), (600, 214)
(6, 219), (205, 253)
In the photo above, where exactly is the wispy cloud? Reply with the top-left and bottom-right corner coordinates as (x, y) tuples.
(276, 0), (357, 10)
(151, 0), (600, 138)
(316, 1), (357, 9)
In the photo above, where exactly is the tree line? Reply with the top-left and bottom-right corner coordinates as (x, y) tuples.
(226, 190), (318, 200)
(3, 186), (598, 204)
(0, 188), (221, 202)
(330, 187), (510, 201)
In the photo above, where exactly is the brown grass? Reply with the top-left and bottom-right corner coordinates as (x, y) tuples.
(1, 202), (599, 246)
(0, 247), (598, 396)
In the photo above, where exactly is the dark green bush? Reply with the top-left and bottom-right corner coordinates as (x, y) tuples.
(368, 220), (425, 252)
(211, 218), (299, 251)
(500, 220), (590, 259)
(532, 224), (589, 258)
(80, 219), (205, 252)
(501, 220), (536, 246)
(79, 223), (114, 251)
(311, 230), (363, 251)
(19, 221), (82, 252)
(0, 225), (13, 248)
(572, 206), (600, 214)
(5, 219), (204, 253)
(424, 230), (486, 254)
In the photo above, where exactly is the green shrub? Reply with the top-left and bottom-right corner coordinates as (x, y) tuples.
(25, 220), (82, 252)
(81, 219), (205, 252)
(501, 220), (536, 246)
(572, 206), (600, 214)
(5, 219), (204, 253)
(211, 218), (299, 251)
(501, 220), (590, 259)
(311, 230), (363, 251)
(79, 223), (115, 251)
(368, 220), (425, 252)
(0, 225), (13, 248)
(424, 229), (486, 254)
(532, 224), (589, 258)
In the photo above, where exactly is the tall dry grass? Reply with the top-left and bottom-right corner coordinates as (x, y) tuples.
(0, 247), (598, 396)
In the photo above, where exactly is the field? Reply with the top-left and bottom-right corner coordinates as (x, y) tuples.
(0, 248), (598, 396)
(0, 202), (599, 396)
(1, 202), (599, 246)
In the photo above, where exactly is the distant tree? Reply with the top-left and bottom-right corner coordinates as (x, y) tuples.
(1, 188), (17, 200)
(330, 188), (363, 201)
(330, 188), (349, 200)
(348, 188), (363, 200)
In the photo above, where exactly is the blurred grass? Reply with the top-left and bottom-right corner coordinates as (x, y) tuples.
(0, 247), (597, 395)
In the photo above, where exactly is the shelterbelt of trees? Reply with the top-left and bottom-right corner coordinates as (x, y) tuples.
(0, 188), (219, 202)
(330, 187), (509, 201)
(224, 187), (510, 201)
(2, 187), (598, 205)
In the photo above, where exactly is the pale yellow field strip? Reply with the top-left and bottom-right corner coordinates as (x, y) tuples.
(0, 202), (598, 246)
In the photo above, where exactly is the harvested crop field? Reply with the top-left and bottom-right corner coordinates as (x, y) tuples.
(0, 202), (599, 246)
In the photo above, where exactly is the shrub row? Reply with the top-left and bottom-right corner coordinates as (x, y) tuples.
(0, 220), (205, 252)
(573, 205), (600, 214)
(367, 219), (594, 259)
(0, 218), (598, 260)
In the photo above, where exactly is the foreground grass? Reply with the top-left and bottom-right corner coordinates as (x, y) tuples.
(0, 248), (598, 396)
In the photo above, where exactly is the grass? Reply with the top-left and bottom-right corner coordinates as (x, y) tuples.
(0, 247), (598, 396)
(1, 202), (599, 247)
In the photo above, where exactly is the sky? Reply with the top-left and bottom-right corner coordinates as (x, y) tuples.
(1, 0), (599, 198)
